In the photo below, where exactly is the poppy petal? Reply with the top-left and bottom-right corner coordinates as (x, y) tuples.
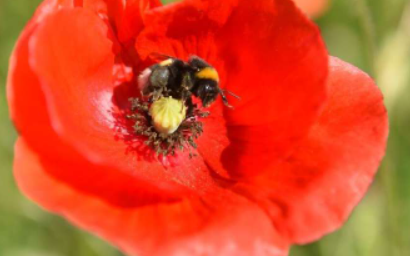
(15, 138), (289, 256)
(7, 1), (72, 160)
(217, 0), (328, 177)
(234, 57), (388, 243)
(82, 0), (162, 43)
(136, 0), (328, 177)
(117, 0), (162, 42)
(29, 7), (117, 163)
(27, 0), (75, 25)
(7, 18), (184, 207)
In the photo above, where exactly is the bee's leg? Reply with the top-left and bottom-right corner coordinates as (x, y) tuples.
(223, 89), (241, 99)
(182, 73), (194, 91)
(186, 97), (196, 117)
(142, 83), (153, 96)
(179, 89), (191, 113)
(219, 89), (240, 108)
(152, 87), (164, 101)
(220, 91), (233, 108)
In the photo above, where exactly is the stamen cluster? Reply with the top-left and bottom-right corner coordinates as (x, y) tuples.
(126, 97), (209, 157)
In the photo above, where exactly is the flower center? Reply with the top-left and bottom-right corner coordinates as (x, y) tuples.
(125, 55), (237, 158)
(126, 96), (209, 157)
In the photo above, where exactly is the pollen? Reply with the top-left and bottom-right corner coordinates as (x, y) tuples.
(149, 97), (187, 135)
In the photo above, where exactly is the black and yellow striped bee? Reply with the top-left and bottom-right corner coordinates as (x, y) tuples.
(138, 55), (239, 110)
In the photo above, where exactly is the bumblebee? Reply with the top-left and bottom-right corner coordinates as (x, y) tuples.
(138, 55), (238, 110)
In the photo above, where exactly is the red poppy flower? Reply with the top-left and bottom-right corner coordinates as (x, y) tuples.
(7, 0), (388, 255)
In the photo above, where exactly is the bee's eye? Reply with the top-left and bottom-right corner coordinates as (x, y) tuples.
(204, 84), (213, 92)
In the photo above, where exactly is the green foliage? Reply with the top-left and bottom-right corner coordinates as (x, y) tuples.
(0, 0), (409, 255)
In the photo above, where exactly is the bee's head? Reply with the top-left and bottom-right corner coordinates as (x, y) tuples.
(190, 55), (239, 108)
(191, 62), (220, 107)
(194, 80), (220, 107)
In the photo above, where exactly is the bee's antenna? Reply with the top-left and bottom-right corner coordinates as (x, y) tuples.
(219, 89), (234, 108)
(222, 89), (241, 100)
(148, 52), (175, 61)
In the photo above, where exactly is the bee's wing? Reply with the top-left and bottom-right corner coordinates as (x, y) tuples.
(138, 68), (152, 92)
(148, 52), (175, 62)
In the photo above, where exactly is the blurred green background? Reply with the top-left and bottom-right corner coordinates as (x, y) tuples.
(1, 0), (409, 255)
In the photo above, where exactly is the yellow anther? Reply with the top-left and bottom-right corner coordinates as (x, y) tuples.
(149, 97), (186, 135)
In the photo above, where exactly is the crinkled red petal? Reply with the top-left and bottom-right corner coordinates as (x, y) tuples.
(67, 0), (161, 45)
(14, 138), (289, 256)
(233, 57), (388, 243)
(27, 0), (75, 23)
(29, 7), (116, 163)
(116, 0), (162, 43)
(136, 0), (328, 178)
(7, 2), (78, 162)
